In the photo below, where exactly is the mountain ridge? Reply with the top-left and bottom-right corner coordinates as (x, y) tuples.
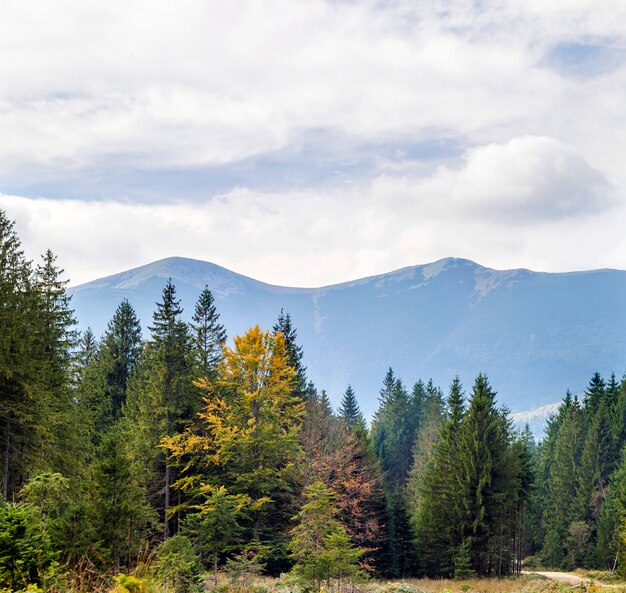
(72, 255), (626, 292)
(70, 256), (626, 421)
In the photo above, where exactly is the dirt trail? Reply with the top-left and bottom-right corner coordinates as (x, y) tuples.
(524, 571), (626, 588)
(527, 571), (592, 585)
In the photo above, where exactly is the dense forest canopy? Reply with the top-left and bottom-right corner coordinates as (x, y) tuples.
(1, 207), (626, 592)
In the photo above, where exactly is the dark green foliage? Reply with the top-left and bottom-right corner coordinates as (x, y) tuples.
(0, 502), (57, 589)
(453, 539), (476, 580)
(412, 378), (466, 577)
(535, 373), (626, 570)
(371, 370), (424, 577)
(412, 375), (532, 577)
(338, 385), (366, 434)
(273, 309), (307, 399)
(100, 299), (143, 422)
(190, 286), (226, 380)
(154, 535), (203, 593)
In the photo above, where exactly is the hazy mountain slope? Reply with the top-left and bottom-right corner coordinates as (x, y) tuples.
(70, 257), (626, 419)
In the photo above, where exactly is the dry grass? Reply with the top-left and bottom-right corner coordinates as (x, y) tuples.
(392, 577), (550, 593)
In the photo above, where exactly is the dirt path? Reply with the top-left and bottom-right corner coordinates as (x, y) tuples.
(527, 571), (592, 585)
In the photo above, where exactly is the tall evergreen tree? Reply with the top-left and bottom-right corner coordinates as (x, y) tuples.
(338, 385), (366, 434)
(542, 398), (584, 567)
(126, 280), (195, 539)
(273, 309), (307, 399)
(190, 287), (226, 381)
(0, 210), (38, 498)
(456, 375), (517, 576)
(370, 371), (423, 577)
(412, 377), (466, 576)
(99, 299), (143, 422)
(34, 250), (84, 480)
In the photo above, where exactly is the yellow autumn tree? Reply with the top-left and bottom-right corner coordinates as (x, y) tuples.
(165, 325), (304, 570)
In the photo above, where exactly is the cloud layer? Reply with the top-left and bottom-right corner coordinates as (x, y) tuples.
(1, 136), (620, 286)
(0, 0), (625, 284)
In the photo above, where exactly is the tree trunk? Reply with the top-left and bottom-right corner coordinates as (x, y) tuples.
(3, 415), (11, 500)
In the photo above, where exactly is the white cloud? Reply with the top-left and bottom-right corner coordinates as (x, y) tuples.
(1, 1), (626, 285)
(1, 0), (625, 182)
(377, 136), (613, 222)
(1, 136), (620, 287)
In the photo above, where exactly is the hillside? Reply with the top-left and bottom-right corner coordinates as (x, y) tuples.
(70, 257), (626, 418)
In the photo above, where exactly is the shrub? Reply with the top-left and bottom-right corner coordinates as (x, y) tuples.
(117, 574), (145, 593)
(0, 502), (57, 590)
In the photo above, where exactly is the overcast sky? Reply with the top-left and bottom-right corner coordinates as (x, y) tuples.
(1, 0), (626, 286)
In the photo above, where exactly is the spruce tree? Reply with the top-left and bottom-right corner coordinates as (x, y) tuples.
(126, 280), (195, 539)
(34, 250), (84, 481)
(273, 309), (307, 399)
(99, 299), (143, 421)
(457, 375), (516, 575)
(543, 398), (584, 567)
(338, 385), (366, 434)
(412, 377), (466, 576)
(0, 210), (38, 498)
(190, 287), (226, 380)
(370, 371), (423, 577)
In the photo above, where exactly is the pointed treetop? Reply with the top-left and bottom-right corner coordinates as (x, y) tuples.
(273, 309), (307, 397)
(77, 327), (98, 368)
(191, 286), (226, 378)
(150, 278), (184, 341)
(447, 376), (465, 424)
(339, 385), (366, 433)
(379, 367), (396, 404)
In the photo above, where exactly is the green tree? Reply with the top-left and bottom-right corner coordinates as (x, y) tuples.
(125, 280), (196, 539)
(273, 309), (307, 400)
(0, 502), (57, 589)
(154, 535), (203, 593)
(289, 482), (363, 592)
(166, 326), (304, 573)
(411, 378), (465, 576)
(338, 385), (366, 434)
(99, 299), (143, 422)
(543, 398), (584, 567)
(0, 210), (40, 499)
(183, 485), (249, 579)
(456, 375), (518, 576)
(190, 287), (226, 381)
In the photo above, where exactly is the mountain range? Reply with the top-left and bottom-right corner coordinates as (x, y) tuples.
(70, 256), (626, 423)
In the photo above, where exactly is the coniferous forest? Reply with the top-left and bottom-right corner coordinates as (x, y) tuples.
(2, 207), (626, 592)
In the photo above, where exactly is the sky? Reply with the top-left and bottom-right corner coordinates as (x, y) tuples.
(1, 0), (626, 287)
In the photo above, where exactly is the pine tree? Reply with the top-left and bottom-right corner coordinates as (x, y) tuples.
(126, 280), (195, 540)
(412, 377), (466, 576)
(0, 210), (39, 498)
(338, 385), (366, 434)
(456, 375), (516, 576)
(273, 309), (307, 399)
(99, 299), (143, 422)
(190, 287), (226, 381)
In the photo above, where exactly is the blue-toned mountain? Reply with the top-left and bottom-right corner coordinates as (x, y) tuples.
(70, 257), (626, 419)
